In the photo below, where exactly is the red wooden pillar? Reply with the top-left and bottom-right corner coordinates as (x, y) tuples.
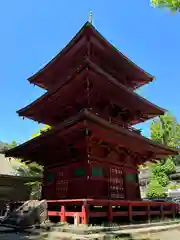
(60, 206), (66, 222)
(108, 202), (113, 222)
(81, 201), (89, 224)
(128, 202), (132, 222)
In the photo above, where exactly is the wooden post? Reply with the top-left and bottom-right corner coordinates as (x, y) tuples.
(160, 204), (164, 220)
(173, 204), (176, 219)
(74, 213), (80, 225)
(147, 203), (150, 223)
(128, 202), (132, 222)
(81, 201), (89, 224)
(108, 202), (113, 223)
(60, 205), (66, 222)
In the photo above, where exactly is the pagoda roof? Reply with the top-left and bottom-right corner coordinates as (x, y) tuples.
(17, 62), (165, 126)
(5, 110), (178, 165)
(28, 22), (154, 90)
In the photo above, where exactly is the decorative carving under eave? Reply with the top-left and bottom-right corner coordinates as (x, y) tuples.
(105, 148), (119, 162)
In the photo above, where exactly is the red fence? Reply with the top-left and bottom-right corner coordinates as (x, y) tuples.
(47, 199), (178, 224)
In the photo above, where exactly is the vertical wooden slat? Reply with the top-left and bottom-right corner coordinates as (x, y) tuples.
(108, 203), (113, 222)
(128, 202), (132, 222)
(60, 206), (66, 222)
(81, 203), (89, 224)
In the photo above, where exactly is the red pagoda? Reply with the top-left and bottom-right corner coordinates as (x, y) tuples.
(6, 21), (178, 223)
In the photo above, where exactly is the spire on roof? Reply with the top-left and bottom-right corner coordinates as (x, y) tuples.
(88, 11), (93, 24)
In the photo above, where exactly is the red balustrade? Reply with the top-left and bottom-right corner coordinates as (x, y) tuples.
(47, 199), (178, 224)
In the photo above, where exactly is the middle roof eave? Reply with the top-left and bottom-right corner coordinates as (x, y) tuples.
(17, 61), (165, 123)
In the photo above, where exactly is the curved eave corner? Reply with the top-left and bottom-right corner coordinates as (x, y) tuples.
(28, 21), (154, 90)
(90, 24), (154, 83)
(27, 21), (90, 87)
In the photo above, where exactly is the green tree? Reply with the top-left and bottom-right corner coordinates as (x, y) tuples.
(12, 126), (51, 199)
(151, 157), (176, 187)
(151, 0), (180, 12)
(14, 161), (43, 199)
(150, 113), (180, 165)
(15, 161), (43, 177)
(146, 113), (179, 197)
(147, 179), (167, 198)
(6, 141), (18, 150)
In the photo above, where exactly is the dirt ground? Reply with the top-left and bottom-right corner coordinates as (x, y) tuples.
(132, 229), (180, 240)
(0, 227), (180, 240)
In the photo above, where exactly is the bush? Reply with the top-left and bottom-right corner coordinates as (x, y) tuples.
(147, 179), (167, 198)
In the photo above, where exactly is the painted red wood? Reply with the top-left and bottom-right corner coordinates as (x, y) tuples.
(109, 166), (124, 200)
(8, 20), (178, 227)
(43, 168), (57, 200)
(124, 167), (140, 201)
(87, 162), (108, 198)
(68, 161), (87, 198)
(47, 199), (177, 224)
(48, 211), (61, 216)
(55, 166), (69, 199)
(81, 204), (89, 224)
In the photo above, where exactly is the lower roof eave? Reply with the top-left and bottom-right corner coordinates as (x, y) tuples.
(5, 110), (179, 162)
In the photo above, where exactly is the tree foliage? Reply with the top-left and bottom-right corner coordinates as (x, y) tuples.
(7, 141), (42, 178)
(14, 161), (43, 199)
(6, 141), (18, 150)
(14, 161), (43, 177)
(151, 158), (176, 187)
(168, 182), (180, 190)
(150, 113), (180, 164)
(146, 113), (179, 197)
(147, 179), (167, 198)
(151, 0), (180, 12)
(13, 125), (51, 177)
(10, 126), (51, 199)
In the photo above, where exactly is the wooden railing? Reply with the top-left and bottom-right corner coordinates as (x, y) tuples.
(47, 199), (178, 224)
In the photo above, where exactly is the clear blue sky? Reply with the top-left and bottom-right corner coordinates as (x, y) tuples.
(0, 0), (180, 144)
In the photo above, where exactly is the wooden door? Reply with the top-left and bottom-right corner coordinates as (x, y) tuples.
(55, 167), (68, 199)
(109, 167), (124, 199)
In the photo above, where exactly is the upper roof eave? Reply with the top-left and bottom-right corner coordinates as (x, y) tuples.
(28, 22), (154, 89)
(89, 23), (154, 82)
(28, 22), (89, 87)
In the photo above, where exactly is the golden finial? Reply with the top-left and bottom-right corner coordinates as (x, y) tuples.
(88, 11), (93, 24)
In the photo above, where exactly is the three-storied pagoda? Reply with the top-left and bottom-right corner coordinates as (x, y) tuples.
(6, 21), (178, 202)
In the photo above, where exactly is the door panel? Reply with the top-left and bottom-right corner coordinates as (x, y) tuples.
(109, 167), (124, 199)
(55, 167), (68, 199)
